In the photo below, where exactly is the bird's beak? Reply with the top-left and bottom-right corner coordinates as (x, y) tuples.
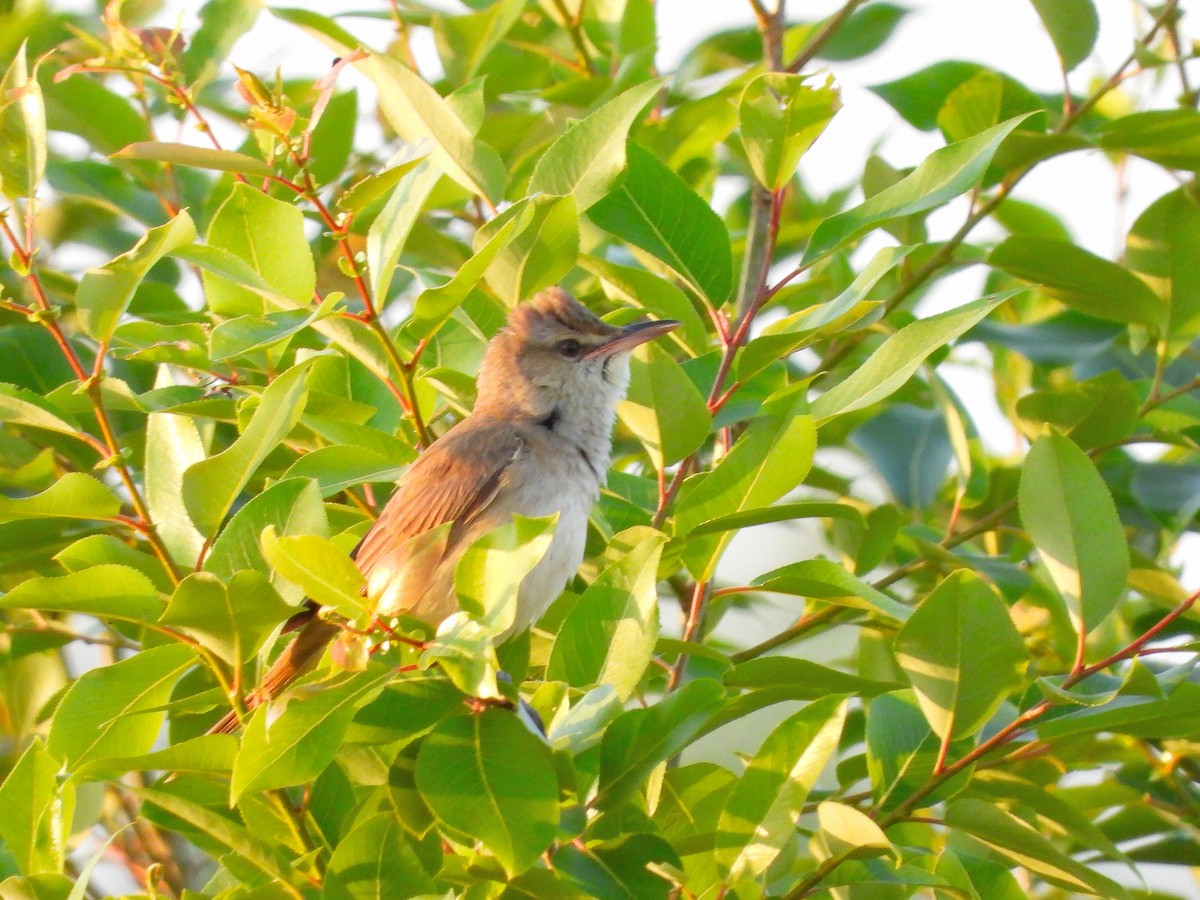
(584, 319), (681, 358)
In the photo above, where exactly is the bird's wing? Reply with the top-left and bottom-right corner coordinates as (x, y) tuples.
(352, 418), (523, 577)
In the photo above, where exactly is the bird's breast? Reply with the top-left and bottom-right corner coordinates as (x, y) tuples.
(505, 443), (600, 634)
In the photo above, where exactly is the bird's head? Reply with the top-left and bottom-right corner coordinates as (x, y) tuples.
(476, 287), (678, 423)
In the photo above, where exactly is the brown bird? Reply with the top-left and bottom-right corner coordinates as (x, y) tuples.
(211, 288), (678, 733)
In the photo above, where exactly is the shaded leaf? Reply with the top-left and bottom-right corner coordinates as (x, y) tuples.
(1019, 430), (1129, 631)
(590, 142), (733, 304)
(415, 709), (558, 875)
(895, 571), (1029, 740)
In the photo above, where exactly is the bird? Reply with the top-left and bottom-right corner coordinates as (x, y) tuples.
(210, 287), (679, 733)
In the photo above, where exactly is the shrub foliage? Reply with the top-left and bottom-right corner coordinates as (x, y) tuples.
(1, 1), (1199, 897)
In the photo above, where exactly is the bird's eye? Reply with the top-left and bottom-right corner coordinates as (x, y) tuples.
(557, 338), (583, 359)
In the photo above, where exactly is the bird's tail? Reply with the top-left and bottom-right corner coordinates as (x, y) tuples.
(208, 611), (341, 735)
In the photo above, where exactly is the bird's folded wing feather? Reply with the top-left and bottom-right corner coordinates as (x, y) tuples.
(353, 419), (524, 577)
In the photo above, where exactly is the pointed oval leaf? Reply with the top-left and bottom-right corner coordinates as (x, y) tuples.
(530, 78), (666, 209)
(415, 708), (558, 875)
(547, 528), (666, 699)
(47, 644), (196, 768)
(260, 527), (366, 620)
(811, 292), (1013, 423)
(990, 235), (1164, 326)
(112, 142), (273, 177)
(357, 51), (506, 203)
(717, 696), (848, 879)
(1030, 0), (1098, 73)
(895, 571), (1029, 740)
(802, 115), (1032, 263)
(324, 813), (437, 900)
(76, 211), (196, 344)
(231, 669), (392, 801)
(0, 473), (119, 524)
(618, 342), (711, 469)
(0, 565), (162, 625)
(589, 142), (734, 304)
(596, 678), (726, 811)
(1126, 186), (1200, 346)
(739, 72), (841, 190)
(1019, 430), (1129, 632)
(182, 360), (314, 539)
(202, 183), (316, 317)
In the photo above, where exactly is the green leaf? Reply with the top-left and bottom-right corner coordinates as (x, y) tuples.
(75, 211), (196, 345)
(323, 813), (437, 900)
(478, 194), (579, 306)
(209, 296), (339, 361)
(335, 155), (427, 213)
(0, 385), (81, 437)
(1029, 0), (1098, 72)
(182, 360), (314, 539)
(0, 43), (46, 201)
(686, 501), (863, 538)
(945, 799), (1130, 898)
(552, 834), (678, 900)
(894, 571), (1028, 740)
(1126, 186), (1200, 347)
(73, 734), (236, 782)
(871, 62), (1047, 132)
(867, 690), (973, 812)
(161, 570), (292, 666)
(231, 669), (392, 801)
(420, 610), (501, 699)
(1019, 430), (1129, 632)
(595, 678), (725, 811)
(0, 565), (162, 625)
(146, 368), (207, 568)
(750, 558), (912, 622)
(432, 0), (525, 83)
(739, 72), (841, 190)
(1015, 369), (1140, 450)
(990, 235), (1164, 326)
(936, 70), (1002, 142)
(618, 342), (711, 468)
(802, 115), (1032, 263)
(455, 514), (556, 636)
(47, 644), (195, 769)
(357, 51), (506, 203)
(530, 78), (666, 209)
(811, 292), (1013, 422)
(589, 142), (734, 304)
(111, 142), (273, 177)
(260, 527), (366, 620)
(366, 150), (442, 307)
(403, 213), (519, 342)
(0, 740), (70, 875)
(415, 708), (558, 875)
(0, 473), (118, 523)
(676, 383), (815, 580)
(1098, 109), (1200, 172)
(283, 445), (407, 497)
(180, 0), (262, 89)
(716, 696), (847, 879)
(204, 477), (327, 603)
(135, 786), (293, 885)
(547, 528), (665, 700)
(584, 256), (708, 354)
(815, 800), (893, 861)
(202, 182), (316, 317)
(737, 245), (911, 382)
